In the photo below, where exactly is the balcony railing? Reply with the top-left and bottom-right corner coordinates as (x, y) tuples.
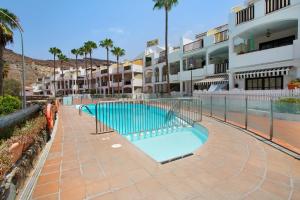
(236, 4), (254, 25)
(183, 40), (204, 53)
(214, 63), (229, 74)
(214, 30), (229, 44)
(265, 0), (290, 14)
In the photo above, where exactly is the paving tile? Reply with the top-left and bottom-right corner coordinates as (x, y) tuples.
(32, 181), (59, 199)
(30, 106), (300, 200)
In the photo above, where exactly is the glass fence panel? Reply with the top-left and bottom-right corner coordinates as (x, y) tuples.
(212, 96), (225, 121)
(272, 98), (300, 154)
(247, 97), (270, 139)
(226, 96), (246, 128)
(201, 96), (212, 116)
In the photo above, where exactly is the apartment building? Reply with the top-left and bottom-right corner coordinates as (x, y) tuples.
(92, 59), (143, 95)
(35, 58), (143, 96)
(143, 0), (300, 94)
(143, 24), (229, 95)
(229, 0), (300, 90)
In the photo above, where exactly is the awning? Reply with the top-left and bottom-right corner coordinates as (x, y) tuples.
(195, 74), (228, 85)
(234, 67), (291, 80)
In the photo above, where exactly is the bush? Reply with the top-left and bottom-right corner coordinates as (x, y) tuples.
(0, 95), (21, 116)
(274, 98), (300, 114)
(0, 114), (47, 179)
(3, 79), (21, 97)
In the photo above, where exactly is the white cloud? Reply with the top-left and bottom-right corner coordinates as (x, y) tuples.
(108, 27), (125, 34)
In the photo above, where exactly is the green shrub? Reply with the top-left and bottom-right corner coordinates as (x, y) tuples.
(274, 98), (300, 114)
(0, 95), (21, 116)
(3, 79), (21, 97)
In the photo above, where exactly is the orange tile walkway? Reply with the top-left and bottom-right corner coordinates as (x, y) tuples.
(31, 106), (300, 200)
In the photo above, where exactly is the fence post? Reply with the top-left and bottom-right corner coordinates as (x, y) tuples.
(200, 99), (203, 122)
(210, 95), (213, 117)
(224, 96), (227, 122)
(95, 103), (98, 134)
(269, 99), (274, 140)
(245, 96), (248, 129)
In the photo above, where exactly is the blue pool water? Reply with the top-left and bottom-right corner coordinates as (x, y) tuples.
(81, 103), (208, 163)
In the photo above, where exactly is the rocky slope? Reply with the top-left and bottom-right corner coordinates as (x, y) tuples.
(3, 49), (112, 86)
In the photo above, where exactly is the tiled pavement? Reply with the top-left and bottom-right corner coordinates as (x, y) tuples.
(31, 106), (300, 200)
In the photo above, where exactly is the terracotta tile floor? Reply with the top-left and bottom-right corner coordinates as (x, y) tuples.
(31, 106), (300, 200)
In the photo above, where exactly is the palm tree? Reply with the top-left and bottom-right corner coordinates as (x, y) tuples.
(153, 0), (178, 94)
(71, 48), (80, 93)
(111, 47), (125, 95)
(0, 8), (20, 96)
(100, 39), (113, 95)
(84, 41), (97, 94)
(57, 54), (68, 96)
(79, 46), (88, 93)
(49, 47), (62, 97)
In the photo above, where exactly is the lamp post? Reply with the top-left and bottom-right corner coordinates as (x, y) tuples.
(189, 64), (194, 97)
(0, 10), (26, 109)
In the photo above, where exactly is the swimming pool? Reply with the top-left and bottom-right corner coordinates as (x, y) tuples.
(81, 102), (208, 163)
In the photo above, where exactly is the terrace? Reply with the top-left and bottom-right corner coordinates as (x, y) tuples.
(26, 102), (300, 199)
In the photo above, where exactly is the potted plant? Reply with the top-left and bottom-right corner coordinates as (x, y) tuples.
(288, 79), (300, 90)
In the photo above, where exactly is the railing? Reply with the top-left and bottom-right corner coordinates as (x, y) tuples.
(183, 40), (204, 53)
(214, 30), (229, 43)
(266, 0), (290, 14)
(197, 93), (300, 155)
(236, 4), (255, 24)
(214, 63), (229, 74)
(80, 99), (202, 135)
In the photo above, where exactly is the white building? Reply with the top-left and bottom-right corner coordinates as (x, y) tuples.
(35, 59), (143, 96)
(143, 0), (300, 94)
(229, 0), (300, 90)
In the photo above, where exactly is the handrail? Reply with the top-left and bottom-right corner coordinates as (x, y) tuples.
(79, 105), (93, 116)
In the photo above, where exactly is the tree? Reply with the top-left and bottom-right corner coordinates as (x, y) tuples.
(49, 47), (61, 97)
(0, 8), (20, 96)
(111, 47), (125, 95)
(57, 54), (68, 96)
(71, 48), (80, 93)
(100, 38), (113, 95)
(79, 46), (89, 93)
(84, 41), (97, 94)
(153, 0), (178, 94)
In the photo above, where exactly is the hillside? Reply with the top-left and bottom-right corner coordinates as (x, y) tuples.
(3, 49), (113, 86)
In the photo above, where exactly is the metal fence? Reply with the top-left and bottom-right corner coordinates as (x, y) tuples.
(199, 94), (300, 154)
(79, 99), (202, 136)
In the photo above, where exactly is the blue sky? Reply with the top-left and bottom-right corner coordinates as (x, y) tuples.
(1, 0), (241, 60)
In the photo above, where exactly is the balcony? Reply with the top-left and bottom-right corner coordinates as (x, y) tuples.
(214, 30), (229, 44)
(124, 80), (132, 85)
(214, 63), (229, 74)
(124, 66), (131, 71)
(265, 0), (290, 14)
(183, 40), (204, 53)
(236, 4), (255, 25)
(231, 44), (294, 68)
(145, 77), (152, 84)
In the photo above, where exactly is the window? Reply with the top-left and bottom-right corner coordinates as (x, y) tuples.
(170, 61), (180, 75)
(246, 76), (283, 90)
